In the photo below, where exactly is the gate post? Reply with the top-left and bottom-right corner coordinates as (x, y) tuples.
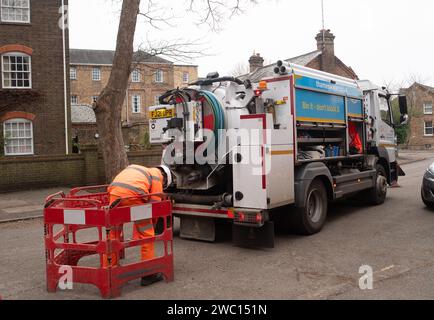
(81, 144), (99, 185)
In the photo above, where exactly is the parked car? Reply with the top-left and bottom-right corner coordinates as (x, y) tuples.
(422, 162), (434, 209)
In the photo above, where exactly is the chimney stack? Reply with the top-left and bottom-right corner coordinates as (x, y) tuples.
(315, 29), (336, 73)
(249, 52), (264, 73)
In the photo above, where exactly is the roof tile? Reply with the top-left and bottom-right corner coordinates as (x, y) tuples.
(70, 49), (172, 65)
(240, 50), (322, 82)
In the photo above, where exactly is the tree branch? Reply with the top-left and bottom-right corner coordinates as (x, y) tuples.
(188, 0), (257, 31)
(138, 36), (211, 64)
(138, 0), (176, 30)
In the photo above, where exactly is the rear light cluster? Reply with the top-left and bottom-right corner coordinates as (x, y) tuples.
(233, 211), (263, 225)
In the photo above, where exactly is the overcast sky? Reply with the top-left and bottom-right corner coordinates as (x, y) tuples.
(69, 0), (434, 89)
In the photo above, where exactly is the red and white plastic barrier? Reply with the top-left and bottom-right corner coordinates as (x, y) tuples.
(44, 186), (174, 299)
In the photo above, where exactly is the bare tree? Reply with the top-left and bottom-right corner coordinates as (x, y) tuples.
(230, 62), (250, 77)
(94, 0), (140, 182)
(188, 0), (257, 31)
(94, 0), (258, 181)
(381, 79), (405, 93)
(403, 73), (432, 88)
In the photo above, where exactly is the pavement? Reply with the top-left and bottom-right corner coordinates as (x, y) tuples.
(398, 149), (433, 165)
(1, 151), (434, 300)
(0, 188), (71, 223)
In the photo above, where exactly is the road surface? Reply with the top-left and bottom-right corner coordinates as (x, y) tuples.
(1, 157), (434, 300)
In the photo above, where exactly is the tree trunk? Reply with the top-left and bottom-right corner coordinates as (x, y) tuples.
(94, 0), (141, 182)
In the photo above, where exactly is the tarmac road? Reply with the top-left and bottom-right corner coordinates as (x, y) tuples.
(1, 156), (434, 300)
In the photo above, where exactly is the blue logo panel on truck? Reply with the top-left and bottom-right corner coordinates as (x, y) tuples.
(295, 76), (363, 99)
(347, 98), (363, 118)
(296, 89), (345, 124)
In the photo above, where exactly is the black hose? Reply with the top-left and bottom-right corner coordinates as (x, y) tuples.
(158, 90), (175, 105)
(190, 77), (244, 86)
(168, 193), (233, 207)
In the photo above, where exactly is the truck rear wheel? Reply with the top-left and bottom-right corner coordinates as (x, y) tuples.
(290, 179), (328, 235)
(363, 164), (388, 205)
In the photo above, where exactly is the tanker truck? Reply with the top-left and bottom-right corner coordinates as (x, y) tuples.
(148, 61), (409, 247)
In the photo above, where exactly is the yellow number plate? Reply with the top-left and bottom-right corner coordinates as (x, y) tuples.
(150, 108), (175, 119)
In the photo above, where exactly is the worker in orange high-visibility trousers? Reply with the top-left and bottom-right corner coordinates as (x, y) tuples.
(105, 164), (173, 286)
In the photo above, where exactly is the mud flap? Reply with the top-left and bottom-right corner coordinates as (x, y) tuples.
(397, 164), (406, 177)
(233, 222), (275, 248)
(391, 163), (406, 187)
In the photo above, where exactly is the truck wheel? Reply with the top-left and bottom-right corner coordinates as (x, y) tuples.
(290, 179), (328, 235)
(365, 164), (388, 205)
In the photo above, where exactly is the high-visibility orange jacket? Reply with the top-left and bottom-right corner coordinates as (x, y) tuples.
(108, 165), (164, 205)
(104, 165), (164, 267)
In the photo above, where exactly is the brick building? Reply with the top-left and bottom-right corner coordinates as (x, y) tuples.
(0, 0), (71, 156)
(245, 29), (359, 82)
(69, 49), (198, 125)
(401, 83), (434, 149)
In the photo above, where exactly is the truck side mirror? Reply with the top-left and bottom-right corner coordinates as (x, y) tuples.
(400, 114), (409, 126)
(399, 95), (408, 115)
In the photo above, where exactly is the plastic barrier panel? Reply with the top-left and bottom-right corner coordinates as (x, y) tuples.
(44, 185), (174, 299)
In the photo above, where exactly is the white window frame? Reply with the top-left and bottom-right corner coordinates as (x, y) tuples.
(424, 121), (433, 137)
(70, 67), (77, 80)
(132, 69), (141, 83)
(3, 118), (34, 156)
(1, 52), (32, 89)
(71, 95), (78, 105)
(424, 102), (433, 115)
(1, 0), (30, 23)
(132, 94), (141, 114)
(155, 69), (163, 83)
(92, 67), (101, 81)
(182, 72), (189, 84)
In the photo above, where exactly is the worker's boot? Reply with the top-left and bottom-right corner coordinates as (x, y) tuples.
(141, 273), (164, 286)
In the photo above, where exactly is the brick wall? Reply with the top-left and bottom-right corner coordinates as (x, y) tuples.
(0, 0), (71, 155)
(309, 30), (358, 80)
(71, 123), (98, 146)
(306, 57), (358, 80)
(70, 63), (175, 124)
(0, 154), (85, 192)
(0, 148), (163, 192)
(122, 123), (149, 148)
(70, 65), (112, 106)
(71, 122), (151, 150)
(173, 65), (198, 88)
(405, 84), (434, 147)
